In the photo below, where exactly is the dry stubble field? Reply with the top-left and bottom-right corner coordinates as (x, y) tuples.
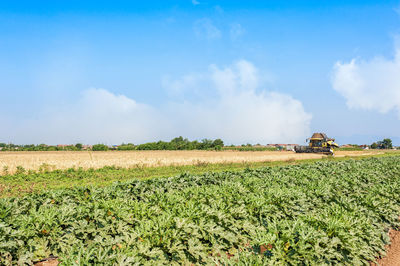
(0, 150), (382, 174)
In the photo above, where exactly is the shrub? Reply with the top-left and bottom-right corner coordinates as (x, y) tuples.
(92, 144), (109, 151)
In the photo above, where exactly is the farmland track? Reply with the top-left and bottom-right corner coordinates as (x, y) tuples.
(0, 150), (383, 174)
(374, 229), (400, 266)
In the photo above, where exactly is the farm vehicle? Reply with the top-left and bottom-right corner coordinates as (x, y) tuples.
(295, 133), (339, 155)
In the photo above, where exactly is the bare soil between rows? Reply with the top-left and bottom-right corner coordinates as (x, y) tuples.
(374, 229), (400, 266)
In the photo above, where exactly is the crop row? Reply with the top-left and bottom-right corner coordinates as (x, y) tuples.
(1, 157), (400, 265)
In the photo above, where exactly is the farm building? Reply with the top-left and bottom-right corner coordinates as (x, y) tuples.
(82, 145), (93, 150)
(340, 144), (354, 148)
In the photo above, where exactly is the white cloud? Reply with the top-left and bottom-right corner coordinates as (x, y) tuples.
(3, 61), (312, 145)
(194, 18), (221, 40)
(164, 60), (311, 144)
(192, 0), (200, 5)
(332, 46), (400, 117)
(230, 23), (245, 40)
(4, 89), (170, 145)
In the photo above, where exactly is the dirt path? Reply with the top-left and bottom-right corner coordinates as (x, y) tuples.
(375, 230), (400, 266)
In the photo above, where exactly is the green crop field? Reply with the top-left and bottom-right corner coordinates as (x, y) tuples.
(1, 152), (396, 199)
(1, 156), (400, 265)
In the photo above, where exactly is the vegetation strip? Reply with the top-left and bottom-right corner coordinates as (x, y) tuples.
(0, 152), (397, 198)
(1, 156), (400, 264)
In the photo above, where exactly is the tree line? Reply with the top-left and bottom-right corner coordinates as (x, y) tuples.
(0, 137), (395, 151)
(0, 137), (225, 151)
(370, 138), (393, 149)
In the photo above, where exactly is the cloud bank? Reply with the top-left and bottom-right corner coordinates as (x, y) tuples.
(2, 60), (312, 144)
(2, 89), (168, 145)
(163, 60), (312, 144)
(332, 47), (400, 117)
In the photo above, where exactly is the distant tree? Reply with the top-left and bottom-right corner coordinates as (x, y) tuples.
(60, 145), (77, 151)
(75, 143), (83, 150)
(171, 136), (184, 143)
(382, 138), (393, 149)
(92, 144), (109, 151)
(189, 140), (199, 150)
(118, 143), (135, 150)
(200, 139), (213, 149)
(212, 139), (224, 147)
(372, 138), (393, 149)
(136, 142), (158, 150)
(23, 144), (35, 151)
(37, 144), (47, 151)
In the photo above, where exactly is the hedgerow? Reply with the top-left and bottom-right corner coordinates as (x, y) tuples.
(1, 157), (400, 265)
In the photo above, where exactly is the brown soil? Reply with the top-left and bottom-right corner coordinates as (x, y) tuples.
(34, 258), (59, 266)
(374, 230), (400, 266)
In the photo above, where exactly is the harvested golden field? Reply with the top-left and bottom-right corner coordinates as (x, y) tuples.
(0, 150), (383, 174)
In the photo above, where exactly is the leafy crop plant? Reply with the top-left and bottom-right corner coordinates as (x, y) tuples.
(1, 156), (400, 265)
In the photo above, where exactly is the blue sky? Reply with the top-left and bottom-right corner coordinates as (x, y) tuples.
(1, 1), (400, 145)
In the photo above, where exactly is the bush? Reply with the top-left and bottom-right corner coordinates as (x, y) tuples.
(117, 144), (136, 150)
(214, 145), (222, 151)
(371, 138), (393, 149)
(92, 144), (109, 151)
